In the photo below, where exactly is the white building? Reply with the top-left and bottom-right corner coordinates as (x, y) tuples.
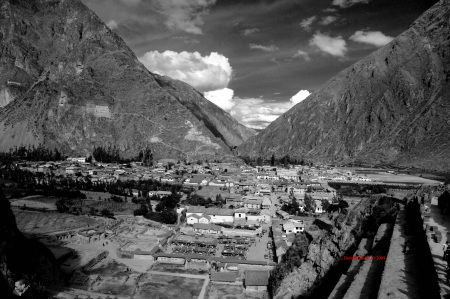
(282, 222), (305, 234)
(315, 200), (324, 214)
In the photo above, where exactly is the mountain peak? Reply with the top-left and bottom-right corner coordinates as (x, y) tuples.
(0, 0), (255, 161)
(238, 0), (450, 171)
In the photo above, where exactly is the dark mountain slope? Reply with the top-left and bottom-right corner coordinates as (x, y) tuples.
(238, 0), (450, 171)
(0, 0), (255, 161)
(0, 188), (63, 296)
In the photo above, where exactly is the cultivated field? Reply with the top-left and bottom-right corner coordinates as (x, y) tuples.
(206, 283), (244, 299)
(134, 273), (205, 299)
(13, 210), (99, 234)
(10, 197), (57, 211)
(86, 260), (140, 296)
(365, 173), (442, 185)
(206, 283), (268, 299)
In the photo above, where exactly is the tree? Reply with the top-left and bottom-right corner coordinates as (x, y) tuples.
(438, 191), (450, 214)
(134, 203), (149, 216)
(270, 154), (275, 166)
(161, 209), (177, 224)
(215, 194), (225, 207)
(322, 200), (330, 212)
(101, 208), (112, 217)
(304, 194), (315, 212)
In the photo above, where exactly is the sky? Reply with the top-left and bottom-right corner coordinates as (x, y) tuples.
(81, 0), (438, 129)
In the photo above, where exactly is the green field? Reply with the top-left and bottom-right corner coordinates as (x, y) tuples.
(13, 210), (99, 234)
(135, 274), (204, 299)
(206, 283), (244, 299)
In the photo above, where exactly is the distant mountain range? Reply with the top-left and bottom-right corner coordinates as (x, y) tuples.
(0, 0), (255, 161)
(238, 0), (450, 172)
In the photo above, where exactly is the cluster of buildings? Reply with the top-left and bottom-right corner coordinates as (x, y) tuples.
(19, 157), (372, 187)
(185, 206), (271, 229)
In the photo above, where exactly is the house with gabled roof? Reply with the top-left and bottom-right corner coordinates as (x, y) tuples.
(198, 215), (211, 224)
(234, 208), (247, 220)
(243, 196), (262, 209)
(187, 214), (201, 225)
(282, 221), (305, 234)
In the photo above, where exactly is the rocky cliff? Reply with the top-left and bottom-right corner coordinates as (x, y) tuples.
(0, 188), (63, 296)
(238, 0), (450, 171)
(0, 0), (255, 161)
(270, 196), (397, 299)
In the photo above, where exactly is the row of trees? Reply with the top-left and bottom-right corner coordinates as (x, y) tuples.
(92, 145), (151, 164)
(1, 144), (156, 166)
(6, 145), (64, 162)
(240, 154), (310, 167)
(184, 193), (226, 208)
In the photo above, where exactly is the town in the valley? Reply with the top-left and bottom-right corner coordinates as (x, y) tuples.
(1, 152), (447, 299)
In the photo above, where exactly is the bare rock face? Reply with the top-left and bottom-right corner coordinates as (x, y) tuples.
(0, 0), (255, 161)
(238, 0), (450, 171)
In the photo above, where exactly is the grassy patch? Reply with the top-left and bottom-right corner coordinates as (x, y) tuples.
(206, 283), (244, 299)
(135, 274), (204, 299)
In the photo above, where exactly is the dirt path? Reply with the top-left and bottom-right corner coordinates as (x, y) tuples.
(378, 202), (440, 299)
(344, 233), (391, 299)
(198, 276), (210, 299)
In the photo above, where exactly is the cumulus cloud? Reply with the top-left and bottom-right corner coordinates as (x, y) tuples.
(203, 88), (235, 111)
(293, 50), (310, 61)
(229, 98), (286, 129)
(300, 16), (317, 31)
(106, 20), (119, 30)
(241, 28), (259, 36)
(309, 32), (347, 57)
(249, 43), (279, 52)
(139, 51), (232, 92)
(290, 90), (311, 105)
(320, 16), (337, 25)
(153, 0), (218, 34)
(349, 30), (394, 47)
(331, 0), (370, 8)
(223, 89), (310, 129)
